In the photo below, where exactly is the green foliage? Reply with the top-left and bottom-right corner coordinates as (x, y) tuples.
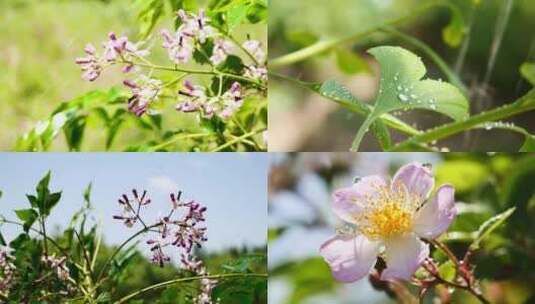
(16, 88), (129, 151)
(442, 3), (466, 48)
(469, 207), (515, 251)
(335, 48), (371, 75)
(136, 0), (165, 38)
(520, 62), (535, 86)
(351, 46), (469, 150)
(0, 172), (267, 303)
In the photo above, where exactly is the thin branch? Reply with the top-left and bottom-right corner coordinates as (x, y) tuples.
(114, 273), (268, 304)
(211, 129), (266, 152)
(389, 89), (535, 151)
(73, 229), (95, 283)
(95, 223), (161, 282)
(269, 0), (458, 68)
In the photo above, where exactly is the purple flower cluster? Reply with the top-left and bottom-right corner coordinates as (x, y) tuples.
(113, 189), (208, 269)
(75, 8), (266, 121)
(0, 247), (15, 295)
(75, 32), (148, 82)
(124, 76), (163, 116)
(176, 81), (244, 119)
(113, 189), (213, 302)
(41, 255), (72, 282)
(113, 189), (152, 227)
(160, 9), (215, 64)
(182, 254), (217, 304)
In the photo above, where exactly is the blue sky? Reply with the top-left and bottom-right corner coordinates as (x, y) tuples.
(0, 153), (267, 255)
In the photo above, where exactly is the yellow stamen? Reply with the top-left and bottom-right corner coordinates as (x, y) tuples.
(354, 181), (420, 240)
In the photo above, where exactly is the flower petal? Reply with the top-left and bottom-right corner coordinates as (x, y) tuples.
(332, 175), (386, 224)
(413, 184), (457, 239)
(392, 162), (434, 200)
(381, 234), (429, 281)
(319, 234), (380, 283)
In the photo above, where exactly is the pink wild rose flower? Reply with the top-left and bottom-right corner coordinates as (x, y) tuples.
(320, 162), (457, 283)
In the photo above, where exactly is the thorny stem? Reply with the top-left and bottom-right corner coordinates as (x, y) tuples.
(389, 89), (535, 151)
(430, 239), (459, 266)
(269, 0), (460, 68)
(419, 242), (490, 304)
(114, 273), (268, 304)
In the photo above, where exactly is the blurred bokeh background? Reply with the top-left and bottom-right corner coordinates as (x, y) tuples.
(0, 0), (266, 151)
(268, 153), (535, 303)
(269, 0), (535, 151)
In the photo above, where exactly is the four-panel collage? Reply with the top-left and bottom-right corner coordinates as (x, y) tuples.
(0, 0), (534, 303)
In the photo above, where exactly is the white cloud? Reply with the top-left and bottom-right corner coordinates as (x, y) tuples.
(147, 175), (178, 194)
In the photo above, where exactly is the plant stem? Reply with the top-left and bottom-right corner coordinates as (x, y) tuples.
(148, 133), (213, 151)
(422, 262), (490, 304)
(73, 229), (95, 283)
(40, 216), (49, 256)
(269, 0), (458, 68)
(269, 72), (421, 137)
(0, 219), (86, 272)
(129, 62), (266, 89)
(430, 239), (460, 266)
(114, 273), (267, 304)
(211, 129), (265, 152)
(96, 223), (161, 282)
(232, 117), (262, 149)
(389, 89), (535, 151)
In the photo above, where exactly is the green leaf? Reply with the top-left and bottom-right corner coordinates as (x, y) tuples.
(0, 190), (2, 200)
(95, 292), (111, 303)
(520, 134), (535, 152)
(438, 260), (456, 281)
(435, 160), (489, 194)
(335, 48), (371, 75)
(43, 191), (62, 216)
(136, 0), (165, 39)
(64, 115), (87, 151)
(442, 4), (465, 48)
(0, 232), (6, 246)
(520, 62), (535, 86)
(285, 31), (319, 48)
(15, 208), (39, 232)
(83, 183), (93, 208)
(246, 1), (267, 24)
(351, 46), (469, 151)
(36, 171), (52, 206)
(227, 1), (249, 31)
(469, 207), (515, 251)
(169, 0), (197, 11)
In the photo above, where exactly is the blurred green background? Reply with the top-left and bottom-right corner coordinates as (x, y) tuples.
(0, 0), (266, 151)
(269, 0), (535, 151)
(268, 153), (535, 303)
